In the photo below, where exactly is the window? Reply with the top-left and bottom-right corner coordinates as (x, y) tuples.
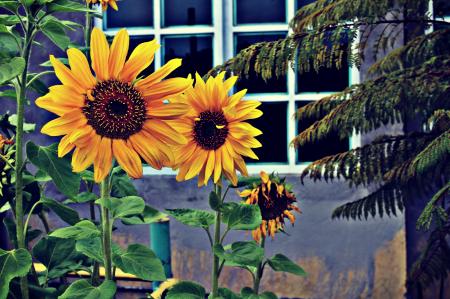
(98, 0), (359, 175)
(433, 0), (450, 30)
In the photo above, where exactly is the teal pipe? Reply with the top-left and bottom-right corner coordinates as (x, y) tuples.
(150, 218), (172, 290)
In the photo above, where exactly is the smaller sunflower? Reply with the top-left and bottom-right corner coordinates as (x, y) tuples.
(239, 171), (301, 242)
(87, 0), (118, 11)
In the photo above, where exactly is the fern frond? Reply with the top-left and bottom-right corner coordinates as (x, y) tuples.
(292, 57), (450, 147)
(300, 132), (435, 187)
(369, 29), (450, 75)
(332, 184), (404, 220)
(417, 183), (449, 230)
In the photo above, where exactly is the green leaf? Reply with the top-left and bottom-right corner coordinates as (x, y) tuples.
(112, 244), (166, 281)
(75, 237), (122, 263)
(65, 191), (97, 203)
(209, 191), (221, 211)
(0, 57), (24, 85)
(166, 208), (215, 228)
(213, 241), (264, 267)
(267, 254), (306, 276)
(110, 170), (138, 197)
(9, 114), (35, 132)
(41, 197), (80, 225)
(259, 292), (278, 299)
(218, 287), (241, 299)
(121, 205), (167, 225)
(0, 1), (21, 12)
(0, 14), (22, 26)
(240, 287), (255, 298)
(46, 0), (94, 13)
(0, 248), (32, 299)
(230, 176), (262, 188)
(58, 280), (116, 299)
(26, 142), (81, 197)
(41, 19), (70, 50)
(96, 196), (145, 219)
(166, 281), (206, 299)
(225, 204), (262, 230)
(32, 236), (79, 280)
(50, 220), (100, 240)
(0, 89), (16, 100)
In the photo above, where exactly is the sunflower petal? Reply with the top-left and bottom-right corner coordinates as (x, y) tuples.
(41, 109), (86, 136)
(140, 78), (192, 101)
(120, 39), (159, 82)
(112, 139), (143, 179)
(213, 148), (222, 183)
(146, 101), (189, 120)
(184, 150), (208, 180)
(94, 137), (113, 182)
(129, 132), (163, 170)
(58, 134), (75, 157)
(35, 96), (77, 116)
(72, 135), (100, 172)
(143, 119), (186, 145)
(109, 28), (129, 78)
(67, 48), (96, 90)
(50, 55), (85, 93)
(204, 150), (215, 185)
(136, 58), (182, 89)
(90, 27), (110, 81)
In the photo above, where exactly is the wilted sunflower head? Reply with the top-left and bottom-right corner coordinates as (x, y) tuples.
(86, 0), (118, 11)
(171, 72), (263, 187)
(37, 28), (192, 182)
(0, 134), (14, 197)
(239, 171), (300, 242)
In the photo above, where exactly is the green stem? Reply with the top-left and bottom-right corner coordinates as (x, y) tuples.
(253, 236), (266, 294)
(84, 5), (92, 57)
(15, 18), (34, 299)
(23, 200), (42, 238)
(101, 176), (113, 281)
(211, 183), (222, 298)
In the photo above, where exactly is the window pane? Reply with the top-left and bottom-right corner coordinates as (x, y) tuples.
(235, 33), (287, 93)
(163, 0), (212, 26)
(245, 102), (288, 163)
(163, 35), (213, 78)
(296, 101), (349, 163)
(297, 0), (315, 9)
(434, 0), (450, 17)
(297, 49), (349, 93)
(235, 0), (286, 24)
(106, 0), (153, 28)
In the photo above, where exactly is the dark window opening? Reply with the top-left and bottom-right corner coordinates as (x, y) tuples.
(235, 0), (286, 24)
(296, 101), (349, 163)
(235, 33), (288, 93)
(245, 102), (288, 163)
(106, 0), (153, 28)
(163, 0), (212, 27)
(163, 35), (213, 78)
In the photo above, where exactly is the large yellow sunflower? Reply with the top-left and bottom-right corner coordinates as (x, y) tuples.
(172, 73), (263, 186)
(37, 28), (192, 182)
(86, 0), (118, 11)
(239, 171), (301, 242)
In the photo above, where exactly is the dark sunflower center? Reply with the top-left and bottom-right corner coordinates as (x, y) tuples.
(193, 111), (228, 150)
(258, 183), (291, 221)
(82, 80), (147, 139)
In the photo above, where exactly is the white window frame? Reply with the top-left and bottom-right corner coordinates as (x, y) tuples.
(96, 0), (360, 176)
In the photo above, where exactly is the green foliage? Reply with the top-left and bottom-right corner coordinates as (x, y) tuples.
(41, 197), (80, 225)
(223, 203), (262, 230)
(58, 280), (116, 299)
(267, 254), (307, 276)
(112, 244), (166, 281)
(121, 204), (167, 225)
(166, 281), (206, 299)
(50, 220), (100, 240)
(416, 183), (449, 230)
(96, 196), (145, 219)
(214, 241), (265, 268)
(166, 208), (215, 228)
(0, 57), (25, 85)
(0, 248), (32, 299)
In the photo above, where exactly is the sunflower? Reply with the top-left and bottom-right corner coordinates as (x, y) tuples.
(86, 0), (118, 11)
(172, 73), (263, 186)
(0, 134), (14, 196)
(239, 171), (301, 242)
(37, 28), (192, 182)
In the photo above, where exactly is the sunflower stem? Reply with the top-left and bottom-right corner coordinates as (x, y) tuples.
(253, 236), (266, 294)
(211, 182), (222, 298)
(15, 13), (35, 299)
(100, 176), (113, 281)
(84, 4), (92, 57)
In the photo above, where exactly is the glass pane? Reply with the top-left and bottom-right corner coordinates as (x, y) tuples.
(296, 101), (349, 163)
(163, 0), (212, 26)
(235, 33), (287, 93)
(235, 0), (286, 24)
(434, 0), (450, 17)
(163, 35), (213, 78)
(245, 102), (288, 163)
(106, 0), (153, 28)
(297, 50), (349, 93)
(297, 0), (316, 9)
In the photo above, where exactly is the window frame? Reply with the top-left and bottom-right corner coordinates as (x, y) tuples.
(97, 0), (360, 176)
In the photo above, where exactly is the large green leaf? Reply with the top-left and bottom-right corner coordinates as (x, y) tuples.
(58, 280), (116, 299)
(267, 254), (306, 276)
(96, 196), (145, 219)
(110, 169), (138, 197)
(26, 142), (81, 197)
(46, 0), (94, 13)
(218, 287), (241, 299)
(0, 57), (24, 85)
(112, 244), (166, 281)
(0, 1), (21, 11)
(32, 236), (80, 280)
(214, 241), (264, 267)
(166, 208), (215, 228)
(50, 220), (100, 240)
(0, 30), (20, 59)
(41, 19), (70, 50)
(225, 204), (262, 230)
(121, 205), (167, 225)
(209, 191), (221, 211)
(166, 281), (205, 299)
(42, 197), (80, 225)
(75, 237), (122, 263)
(9, 114), (35, 132)
(0, 248), (32, 299)
(65, 191), (97, 204)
